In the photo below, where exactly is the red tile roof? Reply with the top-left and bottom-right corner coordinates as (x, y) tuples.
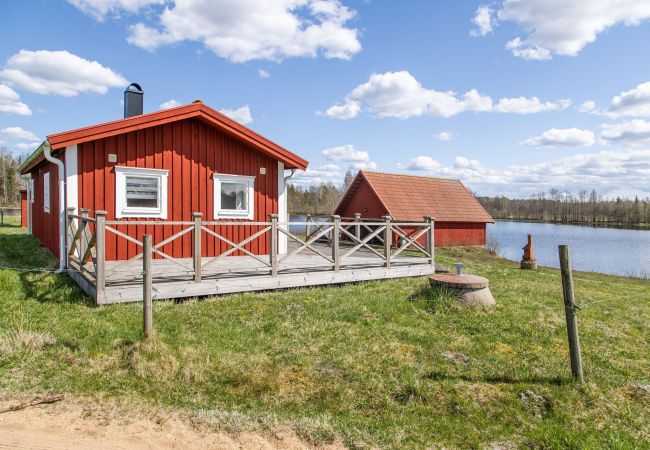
(336, 171), (493, 223)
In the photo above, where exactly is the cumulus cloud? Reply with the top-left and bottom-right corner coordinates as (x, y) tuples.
(325, 71), (572, 120)
(520, 128), (595, 147)
(291, 163), (342, 185)
(604, 81), (650, 118)
(600, 119), (650, 146)
(14, 142), (40, 151)
(579, 100), (597, 113)
(117, 0), (362, 63)
(477, 0), (650, 60)
(321, 144), (377, 170)
(159, 99), (181, 109)
(1, 126), (40, 142)
(0, 84), (31, 116)
(1, 50), (127, 96)
(494, 96), (570, 113)
(258, 69), (270, 78)
(400, 150), (650, 198)
(470, 5), (495, 37)
(434, 131), (455, 141)
(218, 105), (253, 125)
(68, 0), (164, 21)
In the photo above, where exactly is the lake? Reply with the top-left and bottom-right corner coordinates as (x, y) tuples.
(489, 221), (650, 277)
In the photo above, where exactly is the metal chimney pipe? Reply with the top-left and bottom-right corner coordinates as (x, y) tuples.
(124, 83), (143, 118)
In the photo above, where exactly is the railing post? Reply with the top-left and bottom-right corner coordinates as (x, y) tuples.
(354, 213), (361, 242)
(425, 216), (435, 267)
(305, 213), (311, 239)
(94, 210), (107, 296)
(270, 214), (278, 277)
(79, 208), (90, 266)
(331, 215), (340, 272)
(143, 234), (153, 338)
(383, 215), (391, 269)
(192, 212), (202, 282)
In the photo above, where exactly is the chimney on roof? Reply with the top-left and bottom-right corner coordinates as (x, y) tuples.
(124, 83), (143, 118)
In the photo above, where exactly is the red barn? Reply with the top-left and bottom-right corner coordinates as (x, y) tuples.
(19, 96), (308, 269)
(335, 171), (493, 246)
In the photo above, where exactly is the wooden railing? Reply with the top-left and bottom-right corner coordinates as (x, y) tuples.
(66, 210), (435, 295)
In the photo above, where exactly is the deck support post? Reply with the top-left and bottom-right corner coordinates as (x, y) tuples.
(425, 216), (435, 267)
(270, 214), (278, 277)
(354, 213), (361, 242)
(143, 234), (153, 338)
(331, 215), (340, 272)
(383, 215), (392, 269)
(192, 212), (202, 282)
(94, 210), (107, 297)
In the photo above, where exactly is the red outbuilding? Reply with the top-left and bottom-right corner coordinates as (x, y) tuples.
(20, 88), (308, 269)
(335, 171), (493, 246)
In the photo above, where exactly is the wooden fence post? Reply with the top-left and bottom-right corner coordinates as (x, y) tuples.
(193, 212), (202, 282)
(558, 245), (584, 383)
(1, 209), (3, 226)
(94, 211), (107, 296)
(425, 216), (435, 267)
(66, 207), (75, 256)
(305, 213), (311, 239)
(79, 208), (89, 262)
(331, 215), (340, 272)
(354, 213), (361, 242)
(270, 214), (278, 277)
(383, 215), (392, 269)
(143, 234), (153, 338)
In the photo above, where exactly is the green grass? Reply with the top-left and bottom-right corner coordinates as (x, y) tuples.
(1, 217), (649, 449)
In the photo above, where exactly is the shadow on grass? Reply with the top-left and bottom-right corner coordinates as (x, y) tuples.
(424, 370), (569, 386)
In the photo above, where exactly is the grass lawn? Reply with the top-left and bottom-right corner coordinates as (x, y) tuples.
(1, 217), (648, 449)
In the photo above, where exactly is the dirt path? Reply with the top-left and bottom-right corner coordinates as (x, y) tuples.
(0, 398), (345, 450)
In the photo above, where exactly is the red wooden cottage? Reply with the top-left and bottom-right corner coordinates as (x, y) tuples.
(20, 93), (308, 271)
(335, 171), (493, 246)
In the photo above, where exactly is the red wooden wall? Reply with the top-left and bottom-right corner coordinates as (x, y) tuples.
(20, 190), (27, 228)
(337, 181), (386, 219)
(30, 157), (61, 258)
(76, 117), (278, 261)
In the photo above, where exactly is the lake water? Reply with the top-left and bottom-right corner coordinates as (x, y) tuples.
(489, 221), (650, 277)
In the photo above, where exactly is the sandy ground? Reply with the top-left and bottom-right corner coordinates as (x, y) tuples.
(0, 397), (345, 450)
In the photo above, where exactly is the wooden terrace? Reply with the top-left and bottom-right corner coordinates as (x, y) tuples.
(65, 210), (437, 305)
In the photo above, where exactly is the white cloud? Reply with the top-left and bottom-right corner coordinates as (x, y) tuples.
(579, 100), (597, 113)
(495, 0), (650, 60)
(159, 99), (181, 109)
(1, 50), (127, 96)
(600, 119), (650, 146)
(434, 131), (455, 141)
(604, 81), (650, 118)
(122, 0), (361, 63)
(219, 105), (253, 125)
(258, 69), (270, 78)
(326, 71), (572, 120)
(291, 163), (342, 185)
(470, 5), (495, 37)
(0, 84), (31, 116)
(321, 144), (377, 171)
(400, 150), (650, 198)
(68, 0), (164, 21)
(520, 128), (595, 147)
(1, 126), (40, 142)
(494, 96), (570, 113)
(14, 142), (40, 151)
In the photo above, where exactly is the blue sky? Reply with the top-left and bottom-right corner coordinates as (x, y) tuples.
(1, 0), (650, 198)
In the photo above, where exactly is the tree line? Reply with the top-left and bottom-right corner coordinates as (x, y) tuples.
(0, 147), (25, 207)
(477, 190), (650, 227)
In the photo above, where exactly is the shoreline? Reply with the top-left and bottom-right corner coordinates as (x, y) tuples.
(490, 217), (650, 231)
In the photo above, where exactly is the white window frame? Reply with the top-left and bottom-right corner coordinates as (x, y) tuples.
(213, 173), (255, 220)
(115, 166), (169, 219)
(43, 172), (50, 213)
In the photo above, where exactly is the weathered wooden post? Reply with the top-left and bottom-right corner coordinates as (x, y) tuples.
(425, 216), (435, 267)
(558, 245), (584, 383)
(383, 215), (392, 269)
(66, 207), (75, 252)
(270, 214), (278, 277)
(331, 215), (340, 272)
(143, 234), (153, 338)
(94, 210), (107, 296)
(305, 213), (311, 239)
(192, 212), (202, 282)
(0, 209), (4, 226)
(354, 213), (361, 242)
(79, 208), (90, 262)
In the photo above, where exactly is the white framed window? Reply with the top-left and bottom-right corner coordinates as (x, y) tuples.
(43, 172), (50, 213)
(213, 173), (255, 219)
(115, 166), (168, 219)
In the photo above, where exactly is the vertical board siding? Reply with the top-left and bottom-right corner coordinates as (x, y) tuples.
(30, 156), (61, 258)
(77, 117), (278, 261)
(400, 222), (487, 247)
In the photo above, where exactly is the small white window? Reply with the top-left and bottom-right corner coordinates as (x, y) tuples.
(115, 166), (168, 218)
(43, 172), (50, 213)
(213, 173), (255, 219)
